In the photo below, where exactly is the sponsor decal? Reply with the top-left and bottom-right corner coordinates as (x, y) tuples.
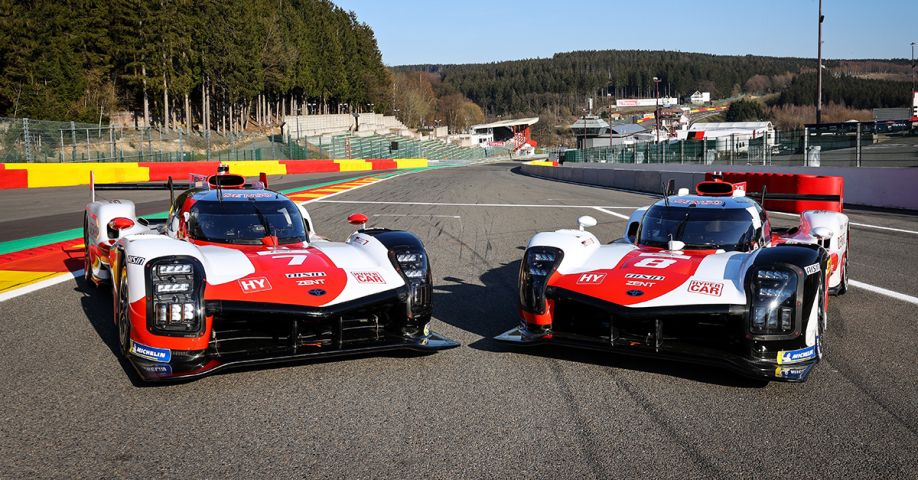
(625, 273), (665, 281)
(222, 192), (274, 199)
(130, 340), (172, 363)
(127, 255), (145, 265)
(139, 363), (173, 378)
(577, 273), (606, 284)
(581, 237), (595, 247)
(238, 276), (272, 293)
(774, 364), (813, 381)
(308, 289), (326, 296)
(672, 199), (725, 206)
(256, 249), (311, 256)
(351, 271), (386, 284)
(688, 280), (723, 296)
(296, 279), (326, 286)
(285, 272), (327, 279)
(626, 290), (644, 297)
(804, 263), (820, 276)
(639, 252), (690, 260)
(777, 345), (817, 364)
(626, 280), (656, 287)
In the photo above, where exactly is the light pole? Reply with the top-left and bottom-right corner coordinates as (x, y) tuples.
(816, 0), (824, 125)
(653, 76), (661, 143)
(911, 42), (916, 95)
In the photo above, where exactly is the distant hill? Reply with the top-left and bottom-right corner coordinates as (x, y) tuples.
(397, 50), (911, 116)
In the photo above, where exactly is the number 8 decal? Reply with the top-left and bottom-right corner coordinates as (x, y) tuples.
(634, 258), (677, 269)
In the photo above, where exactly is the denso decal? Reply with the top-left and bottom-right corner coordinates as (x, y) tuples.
(777, 345), (817, 364)
(804, 263), (820, 276)
(127, 255), (145, 265)
(638, 252), (690, 260)
(625, 273), (665, 281)
(285, 272), (327, 279)
(257, 249), (311, 255)
(577, 273), (606, 284)
(222, 192), (274, 199)
(238, 276), (272, 293)
(351, 272), (386, 284)
(296, 279), (326, 286)
(130, 340), (172, 363)
(672, 199), (724, 206)
(688, 280), (723, 296)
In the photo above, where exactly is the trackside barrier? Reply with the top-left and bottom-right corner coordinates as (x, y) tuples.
(705, 172), (844, 214)
(0, 159), (428, 189)
(520, 163), (918, 211)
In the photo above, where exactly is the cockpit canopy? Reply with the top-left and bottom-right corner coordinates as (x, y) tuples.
(638, 204), (759, 252)
(187, 198), (306, 245)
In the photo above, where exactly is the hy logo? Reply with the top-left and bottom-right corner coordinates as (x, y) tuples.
(239, 277), (272, 293)
(576, 273), (606, 285)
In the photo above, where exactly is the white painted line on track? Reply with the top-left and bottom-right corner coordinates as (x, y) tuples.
(769, 210), (918, 235)
(373, 214), (461, 219)
(850, 280), (918, 306)
(592, 206), (631, 220)
(317, 200), (637, 209)
(0, 269), (83, 303)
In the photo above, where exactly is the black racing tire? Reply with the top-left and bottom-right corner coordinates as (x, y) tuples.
(117, 268), (131, 358)
(836, 254), (849, 296)
(817, 277), (827, 359)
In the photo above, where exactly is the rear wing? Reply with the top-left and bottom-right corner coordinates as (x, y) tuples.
(703, 172), (843, 214)
(90, 171), (270, 206)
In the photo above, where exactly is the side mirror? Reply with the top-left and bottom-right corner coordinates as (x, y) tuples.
(812, 226), (834, 240)
(106, 217), (135, 239)
(577, 215), (597, 231)
(348, 213), (368, 229)
(668, 239), (686, 252)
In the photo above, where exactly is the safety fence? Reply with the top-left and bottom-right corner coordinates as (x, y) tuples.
(0, 117), (496, 163)
(550, 124), (918, 168)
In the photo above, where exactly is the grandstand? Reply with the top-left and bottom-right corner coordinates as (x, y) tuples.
(304, 132), (502, 161)
(282, 114), (409, 139)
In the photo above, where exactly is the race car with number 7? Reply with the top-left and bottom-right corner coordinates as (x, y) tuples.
(83, 166), (458, 382)
(497, 175), (849, 382)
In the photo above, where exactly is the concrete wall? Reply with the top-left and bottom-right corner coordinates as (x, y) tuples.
(521, 163), (918, 211)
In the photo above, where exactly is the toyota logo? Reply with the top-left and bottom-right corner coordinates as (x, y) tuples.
(308, 289), (326, 296)
(626, 290), (644, 297)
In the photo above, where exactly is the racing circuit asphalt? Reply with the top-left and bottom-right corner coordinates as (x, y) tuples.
(1, 163), (916, 478)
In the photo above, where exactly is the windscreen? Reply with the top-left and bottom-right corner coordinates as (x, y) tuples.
(638, 205), (756, 251)
(187, 199), (306, 245)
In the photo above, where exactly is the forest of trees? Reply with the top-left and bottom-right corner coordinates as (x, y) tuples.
(775, 72), (912, 109)
(401, 50), (824, 116)
(0, 0), (391, 133)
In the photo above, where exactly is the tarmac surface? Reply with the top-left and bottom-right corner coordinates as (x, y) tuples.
(1, 162), (916, 478)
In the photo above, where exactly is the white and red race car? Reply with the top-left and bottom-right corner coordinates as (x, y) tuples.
(498, 176), (849, 382)
(84, 168), (458, 381)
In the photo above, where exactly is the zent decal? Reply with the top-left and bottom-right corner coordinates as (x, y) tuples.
(688, 280), (723, 296)
(634, 258), (677, 269)
(296, 279), (326, 286)
(127, 255), (145, 265)
(130, 340), (172, 363)
(804, 263), (820, 276)
(351, 272), (386, 284)
(239, 277), (272, 293)
(626, 280), (655, 287)
(577, 273), (606, 284)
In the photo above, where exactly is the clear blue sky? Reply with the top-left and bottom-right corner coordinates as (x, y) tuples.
(331, 0), (917, 66)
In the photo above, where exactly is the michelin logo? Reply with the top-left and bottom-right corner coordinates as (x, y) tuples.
(777, 345), (817, 364)
(130, 340), (172, 363)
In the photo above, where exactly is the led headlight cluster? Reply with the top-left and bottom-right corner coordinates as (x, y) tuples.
(750, 267), (798, 336)
(149, 261), (201, 334)
(519, 247), (563, 314)
(394, 250), (427, 280)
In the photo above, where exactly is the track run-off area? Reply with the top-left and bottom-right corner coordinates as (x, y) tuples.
(1, 162), (915, 478)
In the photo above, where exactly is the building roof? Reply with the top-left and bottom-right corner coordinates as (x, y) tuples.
(471, 117), (539, 130)
(609, 123), (645, 136)
(570, 115), (609, 130)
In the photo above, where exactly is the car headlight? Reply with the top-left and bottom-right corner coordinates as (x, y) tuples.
(749, 267), (799, 336)
(519, 246), (563, 314)
(147, 258), (204, 336)
(394, 250), (427, 279)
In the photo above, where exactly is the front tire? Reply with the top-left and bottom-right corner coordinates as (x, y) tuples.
(83, 214), (94, 286)
(835, 254), (848, 296)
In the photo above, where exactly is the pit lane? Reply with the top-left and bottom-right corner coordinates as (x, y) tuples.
(1, 163), (915, 478)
